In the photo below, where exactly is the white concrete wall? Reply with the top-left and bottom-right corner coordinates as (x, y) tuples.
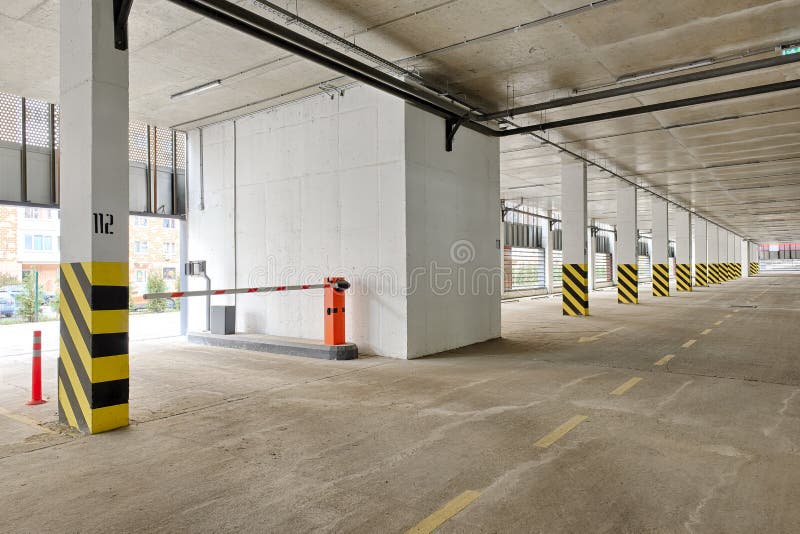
(404, 105), (501, 358)
(186, 86), (499, 358)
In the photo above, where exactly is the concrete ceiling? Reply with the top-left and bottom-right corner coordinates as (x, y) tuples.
(1, 0), (799, 241)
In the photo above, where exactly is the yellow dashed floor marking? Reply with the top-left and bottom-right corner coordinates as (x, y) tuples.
(654, 354), (675, 366)
(406, 490), (481, 534)
(534, 415), (588, 448)
(0, 407), (56, 435)
(701, 329), (712, 335)
(682, 339), (697, 348)
(611, 377), (643, 396)
(714, 320), (723, 326)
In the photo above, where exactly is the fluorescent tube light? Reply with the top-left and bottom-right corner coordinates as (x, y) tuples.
(617, 58), (716, 84)
(171, 80), (222, 100)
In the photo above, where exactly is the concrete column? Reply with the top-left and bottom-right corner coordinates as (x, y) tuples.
(560, 157), (588, 315)
(743, 240), (750, 278)
(587, 224), (596, 291)
(694, 219), (708, 286)
(708, 224), (720, 284)
(615, 183), (638, 303)
(651, 198), (670, 296)
(729, 232), (738, 279)
(58, 0), (130, 434)
(674, 210), (692, 291)
(545, 213), (554, 294)
(734, 235), (742, 278)
(720, 229), (729, 281)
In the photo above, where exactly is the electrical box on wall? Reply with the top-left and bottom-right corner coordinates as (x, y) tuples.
(185, 260), (206, 276)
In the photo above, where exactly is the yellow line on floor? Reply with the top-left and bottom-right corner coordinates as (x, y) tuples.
(714, 320), (723, 326)
(733, 309), (740, 313)
(682, 339), (697, 348)
(701, 329), (712, 335)
(534, 415), (588, 448)
(406, 490), (481, 534)
(611, 377), (643, 396)
(654, 354), (674, 366)
(725, 314), (733, 318)
(0, 407), (57, 435)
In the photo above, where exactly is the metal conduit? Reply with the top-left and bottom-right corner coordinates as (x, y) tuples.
(167, 0), (772, 239)
(481, 52), (800, 121)
(165, 0), (495, 136)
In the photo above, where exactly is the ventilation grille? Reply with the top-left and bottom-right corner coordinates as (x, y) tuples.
(175, 131), (186, 170)
(155, 127), (173, 168)
(24, 99), (51, 148)
(0, 92), (22, 144)
(53, 105), (60, 148)
(129, 121), (149, 163)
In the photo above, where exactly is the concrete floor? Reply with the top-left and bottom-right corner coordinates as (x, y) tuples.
(1, 274), (799, 533)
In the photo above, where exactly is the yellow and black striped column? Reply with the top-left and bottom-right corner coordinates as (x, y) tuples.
(749, 262), (759, 276)
(726, 262), (734, 280)
(736, 262), (742, 278)
(710, 263), (721, 284)
(59, 262), (129, 434)
(652, 263), (670, 297)
(617, 264), (638, 304)
(676, 263), (692, 291)
(695, 263), (708, 287)
(562, 263), (589, 316)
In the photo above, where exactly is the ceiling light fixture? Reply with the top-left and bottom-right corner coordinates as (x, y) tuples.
(171, 80), (222, 100)
(617, 58), (715, 84)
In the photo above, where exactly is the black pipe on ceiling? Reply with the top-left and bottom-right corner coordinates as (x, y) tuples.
(498, 79), (800, 136)
(481, 53), (800, 121)
(165, 0), (496, 136)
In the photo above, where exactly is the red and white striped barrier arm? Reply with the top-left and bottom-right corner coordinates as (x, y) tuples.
(144, 280), (349, 300)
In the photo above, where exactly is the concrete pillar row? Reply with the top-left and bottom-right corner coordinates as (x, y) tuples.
(560, 157), (588, 316)
(58, 0), (130, 434)
(729, 232), (739, 279)
(694, 219), (708, 287)
(545, 210), (554, 294)
(615, 184), (638, 304)
(708, 224), (720, 284)
(674, 210), (692, 291)
(651, 198), (670, 297)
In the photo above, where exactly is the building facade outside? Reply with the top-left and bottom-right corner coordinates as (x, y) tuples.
(0, 207), (180, 306)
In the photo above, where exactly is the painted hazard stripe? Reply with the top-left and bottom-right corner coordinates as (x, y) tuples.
(617, 263), (638, 304)
(652, 263), (670, 297)
(694, 263), (708, 287)
(562, 263), (588, 316)
(59, 261), (129, 434)
(676, 263), (692, 291)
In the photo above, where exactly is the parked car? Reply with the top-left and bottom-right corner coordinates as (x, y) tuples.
(0, 285), (24, 298)
(131, 293), (176, 312)
(0, 291), (17, 317)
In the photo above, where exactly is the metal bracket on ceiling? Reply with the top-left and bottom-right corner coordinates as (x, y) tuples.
(114, 0), (134, 51)
(445, 114), (470, 152)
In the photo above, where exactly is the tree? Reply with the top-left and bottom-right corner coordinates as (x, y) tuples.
(0, 273), (20, 288)
(49, 289), (60, 315)
(146, 271), (167, 313)
(17, 272), (45, 322)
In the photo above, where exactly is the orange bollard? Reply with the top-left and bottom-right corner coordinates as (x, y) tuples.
(324, 277), (349, 345)
(26, 330), (46, 405)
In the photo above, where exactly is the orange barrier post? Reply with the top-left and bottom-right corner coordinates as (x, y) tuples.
(26, 330), (46, 405)
(324, 277), (348, 345)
